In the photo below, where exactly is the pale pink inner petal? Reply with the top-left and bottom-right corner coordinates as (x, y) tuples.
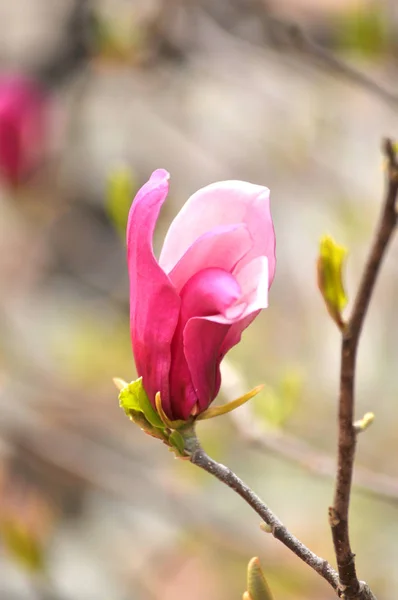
(159, 180), (276, 284)
(234, 255), (269, 314)
(218, 257), (269, 358)
(167, 223), (252, 292)
(209, 257), (269, 325)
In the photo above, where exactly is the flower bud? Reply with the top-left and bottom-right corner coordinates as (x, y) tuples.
(317, 235), (348, 329)
(0, 75), (49, 187)
(126, 170), (276, 422)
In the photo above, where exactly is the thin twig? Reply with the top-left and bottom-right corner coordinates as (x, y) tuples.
(231, 404), (398, 505)
(267, 19), (398, 110)
(202, 1), (398, 110)
(330, 139), (398, 599)
(251, 0), (398, 109)
(189, 443), (339, 592)
(38, 0), (94, 87)
(221, 360), (398, 507)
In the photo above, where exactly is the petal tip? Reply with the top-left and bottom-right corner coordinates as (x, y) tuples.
(150, 169), (170, 184)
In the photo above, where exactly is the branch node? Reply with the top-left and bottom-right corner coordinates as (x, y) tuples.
(328, 506), (340, 527)
(382, 138), (397, 167)
(259, 522), (273, 534)
(353, 412), (374, 434)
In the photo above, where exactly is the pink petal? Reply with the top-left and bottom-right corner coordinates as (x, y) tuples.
(169, 267), (241, 419)
(219, 256), (269, 357)
(184, 257), (269, 412)
(127, 169), (180, 416)
(0, 76), (49, 185)
(207, 256), (269, 324)
(233, 255), (269, 313)
(159, 180), (276, 285)
(168, 223), (252, 292)
(183, 318), (229, 414)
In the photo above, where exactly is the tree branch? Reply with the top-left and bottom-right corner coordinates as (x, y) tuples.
(189, 443), (339, 592)
(330, 139), (398, 599)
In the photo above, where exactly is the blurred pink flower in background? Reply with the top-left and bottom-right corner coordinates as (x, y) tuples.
(127, 169), (276, 420)
(0, 75), (49, 187)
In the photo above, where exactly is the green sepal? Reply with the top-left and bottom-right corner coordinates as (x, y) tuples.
(118, 379), (194, 456)
(119, 383), (141, 414)
(168, 430), (186, 456)
(124, 408), (167, 441)
(138, 386), (166, 429)
(119, 378), (165, 429)
(155, 392), (188, 430)
(197, 385), (264, 421)
(246, 557), (274, 600)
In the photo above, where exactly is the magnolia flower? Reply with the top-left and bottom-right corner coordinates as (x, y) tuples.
(127, 169), (276, 421)
(0, 75), (49, 186)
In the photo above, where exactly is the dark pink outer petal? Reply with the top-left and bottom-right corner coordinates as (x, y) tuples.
(159, 180), (276, 285)
(169, 267), (241, 420)
(183, 318), (229, 415)
(127, 169), (180, 417)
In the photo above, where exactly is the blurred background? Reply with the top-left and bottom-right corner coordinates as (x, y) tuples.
(1, 0), (398, 598)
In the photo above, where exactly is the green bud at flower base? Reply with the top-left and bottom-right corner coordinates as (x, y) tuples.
(317, 235), (348, 330)
(116, 377), (192, 456)
(115, 376), (264, 457)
